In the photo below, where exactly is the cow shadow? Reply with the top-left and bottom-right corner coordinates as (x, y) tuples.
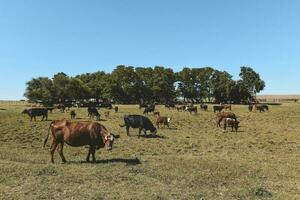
(139, 134), (167, 139)
(74, 158), (141, 165)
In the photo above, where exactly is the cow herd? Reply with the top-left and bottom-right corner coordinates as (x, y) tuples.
(21, 102), (269, 163)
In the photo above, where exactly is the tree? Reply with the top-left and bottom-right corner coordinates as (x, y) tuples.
(24, 77), (54, 105)
(66, 78), (91, 100)
(52, 72), (70, 102)
(239, 66), (265, 100)
(210, 70), (234, 103)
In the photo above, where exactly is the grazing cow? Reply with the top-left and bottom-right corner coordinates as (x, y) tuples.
(70, 110), (76, 119)
(216, 112), (237, 127)
(155, 116), (171, 128)
(248, 104), (253, 112)
(223, 104), (232, 110)
(119, 115), (157, 138)
(223, 118), (240, 132)
(43, 119), (117, 163)
(54, 104), (66, 113)
(88, 107), (100, 121)
(165, 102), (175, 109)
(254, 104), (269, 112)
(213, 105), (224, 113)
(114, 106), (119, 113)
(186, 106), (197, 114)
(104, 111), (110, 119)
(200, 104), (208, 111)
(176, 105), (186, 112)
(143, 105), (155, 114)
(22, 108), (48, 121)
(154, 111), (160, 117)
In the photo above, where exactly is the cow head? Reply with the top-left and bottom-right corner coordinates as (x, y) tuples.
(104, 133), (119, 150)
(22, 109), (28, 114)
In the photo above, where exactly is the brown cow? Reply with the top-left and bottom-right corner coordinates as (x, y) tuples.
(223, 118), (240, 132)
(216, 112), (237, 127)
(104, 111), (110, 119)
(223, 104), (232, 110)
(186, 106), (197, 114)
(43, 119), (117, 163)
(155, 116), (172, 128)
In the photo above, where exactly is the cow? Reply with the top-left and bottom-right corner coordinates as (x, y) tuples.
(216, 112), (237, 127)
(88, 107), (100, 121)
(143, 105), (155, 114)
(43, 119), (117, 163)
(200, 104), (208, 111)
(54, 104), (66, 113)
(114, 106), (119, 113)
(176, 105), (186, 112)
(165, 102), (175, 109)
(255, 104), (269, 112)
(70, 110), (76, 119)
(186, 106), (197, 114)
(213, 105), (224, 113)
(22, 108), (48, 121)
(154, 111), (160, 117)
(223, 118), (240, 132)
(155, 116), (172, 128)
(248, 104), (253, 112)
(119, 115), (157, 138)
(223, 104), (232, 110)
(104, 111), (110, 119)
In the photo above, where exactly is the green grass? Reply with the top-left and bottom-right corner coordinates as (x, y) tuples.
(0, 103), (299, 199)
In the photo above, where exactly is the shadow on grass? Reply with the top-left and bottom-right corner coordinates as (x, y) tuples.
(139, 134), (167, 139)
(69, 158), (141, 165)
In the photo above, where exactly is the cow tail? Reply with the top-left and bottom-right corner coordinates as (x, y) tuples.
(43, 121), (54, 148)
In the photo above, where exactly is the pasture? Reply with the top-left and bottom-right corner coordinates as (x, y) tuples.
(0, 102), (299, 199)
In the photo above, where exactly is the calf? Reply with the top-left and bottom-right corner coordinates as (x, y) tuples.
(223, 118), (240, 132)
(43, 119), (117, 163)
(22, 108), (48, 121)
(155, 116), (171, 128)
(104, 111), (110, 119)
(213, 105), (224, 113)
(70, 110), (76, 119)
(216, 112), (237, 127)
(120, 115), (157, 138)
(114, 106), (119, 113)
(88, 107), (100, 121)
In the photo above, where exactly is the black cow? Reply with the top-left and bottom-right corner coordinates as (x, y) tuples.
(88, 107), (100, 121)
(200, 104), (208, 111)
(139, 103), (148, 110)
(119, 115), (157, 138)
(165, 102), (175, 109)
(213, 105), (224, 113)
(70, 110), (76, 119)
(22, 108), (48, 121)
(143, 105), (155, 114)
(114, 106), (119, 113)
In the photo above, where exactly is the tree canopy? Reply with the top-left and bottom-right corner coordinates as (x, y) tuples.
(24, 66), (265, 105)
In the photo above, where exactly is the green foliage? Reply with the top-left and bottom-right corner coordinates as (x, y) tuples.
(24, 66), (265, 104)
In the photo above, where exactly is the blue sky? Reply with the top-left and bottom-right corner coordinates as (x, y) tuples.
(0, 0), (299, 100)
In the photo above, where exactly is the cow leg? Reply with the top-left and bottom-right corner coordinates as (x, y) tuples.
(57, 142), (66, 163)
(87, 146), (96, 163)
(138, 128), (142, 138)
(126, 126), (130, 136)
(223, 123), (227, 132)
(50, 140), (58, 163)
(34, 116), (36, 121)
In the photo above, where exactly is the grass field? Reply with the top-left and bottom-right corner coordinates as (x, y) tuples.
(0, 103), (299, 199)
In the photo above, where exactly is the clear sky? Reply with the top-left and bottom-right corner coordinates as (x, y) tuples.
(0, 0), (299, 100)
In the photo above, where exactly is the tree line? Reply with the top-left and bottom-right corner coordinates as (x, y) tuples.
(24, 65), (265, 105)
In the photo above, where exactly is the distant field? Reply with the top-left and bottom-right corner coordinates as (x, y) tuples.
(257, 94), (300, 100)
(0, 103), (299, 199)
